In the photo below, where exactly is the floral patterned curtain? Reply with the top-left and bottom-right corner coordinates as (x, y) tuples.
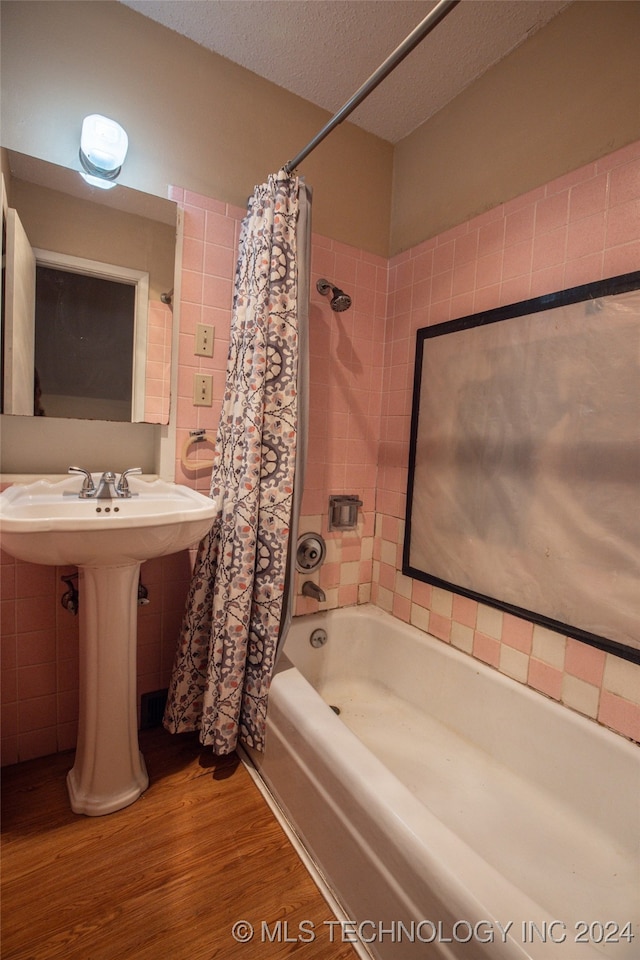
(164, 170), (311, 754)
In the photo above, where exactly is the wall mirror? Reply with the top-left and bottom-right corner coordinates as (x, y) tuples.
(404, 271), (640, 663)
(1, 148), (176, 424)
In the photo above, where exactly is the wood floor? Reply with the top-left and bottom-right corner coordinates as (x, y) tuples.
(1, 728), (358, 960)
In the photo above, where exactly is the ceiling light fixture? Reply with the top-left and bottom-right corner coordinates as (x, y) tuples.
(79, 114), (128, 190)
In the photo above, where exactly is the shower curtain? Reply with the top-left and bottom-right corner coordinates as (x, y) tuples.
(164, 169), (311, 754)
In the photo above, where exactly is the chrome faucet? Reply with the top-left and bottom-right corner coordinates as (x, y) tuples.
(116, 467), (142, 498)
(93, 471), (120, 499)
(68, 466), (96, 498)
(302, 580), (326, 602)
(68, 466), (142, 500)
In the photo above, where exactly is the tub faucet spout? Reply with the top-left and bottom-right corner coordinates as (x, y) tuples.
(302, 580), (326, 602)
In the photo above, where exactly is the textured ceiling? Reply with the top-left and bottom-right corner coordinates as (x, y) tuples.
(120, 0), (571, 143)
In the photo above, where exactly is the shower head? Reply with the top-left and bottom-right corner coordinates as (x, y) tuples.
(316, 278), (352, 312)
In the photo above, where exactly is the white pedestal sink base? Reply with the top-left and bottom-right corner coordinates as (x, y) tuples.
(67, 562), (150, 816)
(1, 475), (218, 816)
(67, 754), (148, 817)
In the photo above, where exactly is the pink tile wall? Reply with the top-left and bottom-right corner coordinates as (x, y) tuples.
(170, 188), (389, 614)
(1, 192), (243, 766)
(377, 141), (640, 744)
(0, 546), (190, 765)
(295, 237), (388, 612)
(2, 144), (637, 764)
(169, 187), (245, 494)
(144, 300), (172, 424)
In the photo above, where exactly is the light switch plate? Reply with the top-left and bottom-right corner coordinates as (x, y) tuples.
(193, 373), (213, 406)
(195, 323), (214, 357)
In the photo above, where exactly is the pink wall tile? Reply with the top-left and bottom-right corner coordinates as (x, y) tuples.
(451, 259), (476, 297)
(17, 728), (58, 764)
(545, 163), (596, 196)
(535, 191), (569, 234)
(566, 211), (606, 261)
(476, 251), (503, 289)
(338, 584), (359, 607)
(433, 240), (455, 276)
(18, 694), (57, 733)
(454, 230), (479, 266)
(565, 638), (606, 686)
(184, 191), (226, 215)
(473, 283), (501, 314)
(204, 210), (236, 247)
(473, 632), (500, 668)
(16, 597), (53, 634)
(606, 198), (640, 248)
(1, 549), (192, 764)
(203, 241), (235, 278)
(608, 156), (640, 205)
(1, 662), (17, 703)
(477, 218), (506, 258)
(598, 691), (640, 743)
(411, 579), (432, 609)
(180, 269), (204, 304)
(394, 257), (414, 289)
(502, 238), (533, 280)
(16, 562), (55, 598)
(181, 204), (205, 240)
(431, 270), (453, 304)
(528, 658), (563, 701)
(603, 239), (640, 277)
(501, 614), (533, 654)
(563, 254), (604, 289)
(429, 612), (452, 643)
(569, 174), (608, 221)
(500, 275), (531, 305)
(529, 265), (565, 299)
(16, 629), (56, 667)
(379, 563), (396, 592)
(532, 227), (567, 271)
(392, 595), (411, 623)
(505, 205), (535, 245)
(19, 662), (57, 699)
(376, 140), (640, 745)
(452, 594), (477, 630)
(4, 144), (639, 766)
(181, 235), (204, 272)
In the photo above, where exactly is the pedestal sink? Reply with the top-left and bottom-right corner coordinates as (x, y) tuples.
(0, 474), (216, 816)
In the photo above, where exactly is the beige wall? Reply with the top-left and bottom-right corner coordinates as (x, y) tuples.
(2, 2), (638, 258)
(0, 0), (393, 256)
(9, 179), (175, 301)
(391, 1), (640, 255)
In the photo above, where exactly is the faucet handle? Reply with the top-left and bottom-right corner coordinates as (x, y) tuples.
(117, 467), (142, 497)
(68, 466), (96, 498)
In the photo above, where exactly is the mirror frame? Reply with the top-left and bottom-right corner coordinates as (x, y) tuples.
(1, 148), (176, 425)
(32, 248), (149, 422)
(403, 270), (640, 665)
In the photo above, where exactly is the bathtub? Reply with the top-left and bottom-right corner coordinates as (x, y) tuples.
(243, 605), (639, 960)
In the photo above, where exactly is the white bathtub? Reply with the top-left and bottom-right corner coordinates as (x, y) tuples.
(244, 605), (639, 960)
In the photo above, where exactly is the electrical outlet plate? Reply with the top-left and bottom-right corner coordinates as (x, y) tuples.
(195, 323), (214, 357)
(193, 373), (213, 406)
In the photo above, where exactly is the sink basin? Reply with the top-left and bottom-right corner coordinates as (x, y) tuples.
(0, 474), (216, 816)
(0, 474), (217, 566)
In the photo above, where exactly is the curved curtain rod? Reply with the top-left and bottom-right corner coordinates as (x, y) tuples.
(284, 0), (460, 174)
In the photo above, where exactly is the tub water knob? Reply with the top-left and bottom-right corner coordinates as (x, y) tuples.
(310, 628), (327, 648)
(296, 533), (326, 572)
